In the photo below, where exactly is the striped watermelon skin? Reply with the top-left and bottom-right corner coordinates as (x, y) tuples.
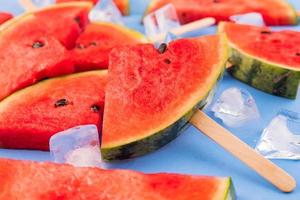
(0, 158), (235, 200)
(219, 22), (300, 99)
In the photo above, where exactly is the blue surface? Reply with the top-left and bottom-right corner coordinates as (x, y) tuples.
(0, 0), (300, 199)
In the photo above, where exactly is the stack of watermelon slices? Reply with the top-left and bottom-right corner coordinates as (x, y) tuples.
(0, 2), (228, 160)
(0, 2), (236, 199)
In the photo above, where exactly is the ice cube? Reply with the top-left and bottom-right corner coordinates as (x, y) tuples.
(211, 87), (260, 127)
(255, 110), (300, 160)
(89, 0), (124, 25)
(143, 4), (180, 40)
(230, 12), (265, 26)
(163, 32), (178, 44)
(49, 125), (103, 168)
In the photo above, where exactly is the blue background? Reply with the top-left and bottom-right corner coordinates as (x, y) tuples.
(0, 0), (300, 199)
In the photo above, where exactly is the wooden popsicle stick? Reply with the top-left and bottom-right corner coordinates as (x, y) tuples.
(19, 0), (38, 11)
(149, 17), (216, 43)
(190, 110), (296, 193)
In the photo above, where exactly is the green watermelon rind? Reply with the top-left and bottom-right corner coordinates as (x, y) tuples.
(101, 36), (228, 161)
(219, 23), (300, 99)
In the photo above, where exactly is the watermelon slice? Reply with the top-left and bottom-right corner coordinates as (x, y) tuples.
(0, 12), (13, 25)
(0, 71), (107, 150)
(219, 22), (300, 99)
(146, 0), (298, 26)
(71, 22), (147, 71)
(102, 35), (227, 160)
(0, 158), (235, 200)
(0, 3), (92, 101)
(56, 0), (130, 15)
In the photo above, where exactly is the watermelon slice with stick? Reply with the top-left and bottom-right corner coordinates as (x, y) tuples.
(56, 0), (130, 15)
(219, 22), (300, 99)
(146, 0), (298, 26)
(102, 35), (227, 160)
(0, 158), (236, 200)
(0, 2), (92, 101)
(0, 12), (13, 25)
(0, 71), (107, 150)
(71, 22), (147, 71)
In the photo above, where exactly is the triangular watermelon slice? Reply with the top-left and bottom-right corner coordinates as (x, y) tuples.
(102, 35), (227, 160)
(71, 22), (147, 71)
(219, 22), (300, 99)
(56, 0), (130, 15)
(146, 0), (298, 26)
(0, 71), (107, 150)
(0, 12), (13, 25)
(0, 158), (235, 200)
(0, 3), (92, 101)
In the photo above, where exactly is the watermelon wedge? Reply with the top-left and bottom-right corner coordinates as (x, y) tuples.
(0, 71), (107, 150)
(0, 3), (92, 101)
(146, 0), (298, 26)
(0, 158), (235, 200)
(219, 22), (300, 99)
(56, 0), (130, 15)
(72, 22), (147, 71)
(102, 35), (227, 160)
(0, 12), (13, 25)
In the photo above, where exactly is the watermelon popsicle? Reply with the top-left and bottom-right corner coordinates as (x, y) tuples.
(102, 34), (295, 192)
(0, 158), (235, 199)
(219, 22), (300, 99)
(145, 0), (299, 26)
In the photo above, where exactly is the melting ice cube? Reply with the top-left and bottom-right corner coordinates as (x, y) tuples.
(89, 0), (123, 25)
(163, 32), (178, 44)
(211, 87), (260, 127)
(143, 3), (180, 41)
(230, 12), (265, 26)
(49, 125), (103, 168)
(255, 110), (300, 160)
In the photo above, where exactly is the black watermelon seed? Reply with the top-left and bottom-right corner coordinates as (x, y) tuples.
(261, 31), (272, 34)
(164, 58), (171, 64)
(89, 41), (97, 46)
(55, 99), (69, 107)
(32, 41), (44, 48)
(74, 16), (81, 25)
(40, 77), (49, 81)
(91, 105), (100, 113)
(158, 43), (167, 54)
(213, 0), (220, 2)
(296, 53), (300, 56)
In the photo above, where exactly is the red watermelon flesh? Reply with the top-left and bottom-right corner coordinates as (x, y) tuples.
(0, 158), (234, 200)
(221, 22), (300, 69)
(146, 0), (298, 26)
(0, 71), (107, 150)
(71, 22), (147, 71)
(33, 2), (92, 49)
(0, 3), (92, 101)
(0, 12), (13, 25)
(56, 0), (130, 15)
